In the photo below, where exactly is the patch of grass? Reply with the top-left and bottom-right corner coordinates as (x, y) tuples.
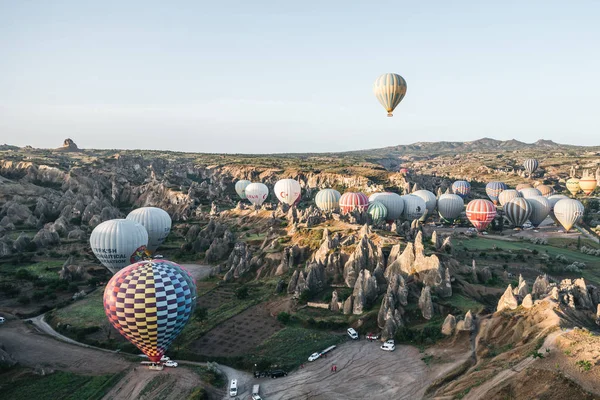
(184, 364), (226, 388)
(51, 289), (105, 328)
(442, 294), (485, 314)
(0, 260), (63, 281)
(140, 374), (169, 397)
(0, 369), (124, 400)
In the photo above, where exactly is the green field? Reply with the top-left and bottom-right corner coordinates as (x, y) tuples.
(52, 289), (106, 328)
(0, 260), (63, 281)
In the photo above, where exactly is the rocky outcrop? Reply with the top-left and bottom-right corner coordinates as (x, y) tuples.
(330, 290), (340, 312)
(522, 294), (534, 309)
(461, 310), (474, 331)
(55, 138), (80, 152)
(441, 314), (456, 335)
(478, 266), (492, 284)
(497, 285), (518, 312)
(343, 235), (384, 288)
(223, 242), (252, 281)
(532, 275), (550, 300)
(386, 231), (443, 288)
(205, 229), (235, 262)
(418, 286), (433, 320)
(343, 296), (353, 315)
(33, 228), (60, 248)
(516, 279), (529, 299)
(377, 273), (408, 339)
(438, 268), (452, 298)
(352, 269), (378, 314)
(311, 229), (344, 282)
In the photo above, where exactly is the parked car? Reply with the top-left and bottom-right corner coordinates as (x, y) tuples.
(0, 316), (5, 324)
(229, 379), (238, 397)
(366, 332), (379, 341)
(270, 369), (288, 378)
(164, 360), (178, 367)
(308, 352), (321, 362)
(380, 339), (396, 352)
(161, 356), (170, 362)
(347, 327), (359, 340)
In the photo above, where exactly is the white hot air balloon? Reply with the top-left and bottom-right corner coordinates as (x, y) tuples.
(369, 192), (404, 221)
(235, 180), (252, 200)
(274, 179), (302, 206)
(90, 219), (149, 274)
(412, 190), (436, 221)
(126, 207), (172, 253)
(437, 194), (464, 221)
(554, 199), (585, 232)
(315, 189), (341, 212)
(401, 194), (426, 221)
(525, 196), (551, 227)
(519, 187), (542, 199)
(498, 190), (521, 207)
(245, 183), (269, 206)
(547, 194), (569, 225)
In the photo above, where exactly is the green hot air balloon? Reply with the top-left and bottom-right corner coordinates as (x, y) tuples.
(367, 201), (388, 223)
(373, 73), (407, 117)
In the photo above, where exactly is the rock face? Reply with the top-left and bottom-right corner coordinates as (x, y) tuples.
(532, 275), (550, 299)
(497, 285), (518, 312)
(418, 286), (433, 320)
(441, 314), (456, 335)
(56, 138), (80, 152)
(385, 231), (443, 288)
(377, 274), (408, 340)
(461, 310), (474, 331)
(352, 269), (378, 314)
(517, 279), (529, 298)
(330, 290), (340, 312)
(343, 296), (353, 315)
(522, 294), (534, 309)
(343, 235), (383, 288)
(33, 228), (60, 248)
(223, 242), (252, 281)
(438, 268), (452, 298)
(311, 229), (344, 282)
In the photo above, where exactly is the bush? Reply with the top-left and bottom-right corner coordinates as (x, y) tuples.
(194, 307), (208, 323)
(68, 283), (79, 293)
(15, 269), (36, 280)
(17, 294), (31, 305)
(187, 388), (208, 400)
(277, 312), (291, 324)
(235, 286), (249, 300)
(32, 291), (45, 301)
(0, 283), (20, 297)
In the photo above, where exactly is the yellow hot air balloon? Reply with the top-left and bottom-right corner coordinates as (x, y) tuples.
(566, 178), (580, 196)
(579, 176), (597, 196)
(373, 73), (407, 117)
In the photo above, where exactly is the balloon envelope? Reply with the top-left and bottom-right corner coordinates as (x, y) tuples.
(245, 183), (269, 206)
(412, 190), (436, 220)
(373, 73), (407, 117)
(104, 259), (196, 362)
(519, 187), (542, 199)
(315, 189), (341, 212)
(579, 176), (597, 196)
(498, 189), (521, 206)
(126, 207), (172, 253)
(367, 201), (387, 223)
(369, 192), (404, 221)
(90, 219), (149, 274)
(437, 194), (464, 221)
(466, 199), (496, 231)
(526, 196), (551, 227)
(485, 182), (507, 204)
(401, 194), (426, 221)
(523, 158), (539, 174)
(504, 198), (531, 228)
(566, 178), (580, 196)
(339, 192), (369, 214)
(548, 194), (569, 225)
(235, 180), (252, 200)
(554, 199), (585, 232)
(452, 181), (471, 199)
(274, 179), (302, 206)
(516, 183), (533, 191)
(536, 184), (555, 198)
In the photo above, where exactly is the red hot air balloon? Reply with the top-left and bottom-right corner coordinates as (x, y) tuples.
(339, 192), (369, 214)
(466, 199), (497, 232)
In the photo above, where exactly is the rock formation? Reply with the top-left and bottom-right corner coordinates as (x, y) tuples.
(343, 235), (383, 288)
(418, 285), (433, 320)
(497, 285), (518, 312)
(223, 242), (252, 281)
(441, 314), (456, 335)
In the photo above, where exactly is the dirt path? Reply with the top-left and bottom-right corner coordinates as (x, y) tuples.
(180, 263), (218, 281)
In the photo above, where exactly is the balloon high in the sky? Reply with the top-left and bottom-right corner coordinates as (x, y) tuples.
(485, 182), (507, 205)
(126, 207), (172, 253)
(579, 176), (597, 196)
(466, 199), (496, 231)
(104, 259), (197, 362)
(339, 192), (369, 214)
(504, 198), (531, 228)
(369, 192), (404, 221)
(235, 180), (252, 200)
(554, 199), (585, 232)
(373, 73), (407, 117)
(245, 183), (269, 206)
(315, 189), (341, 212)
(523, 158), (539, 175)
(452, 181), (471, 199)
(90, 219), (149, 274)
(566, 178), (580, 196)
(526, 196), (551, 227)
(498, 189), (521, 207)
(437, 194), (464, 221)
(274, 179), (302, 206)
(367, 201), (387, 223)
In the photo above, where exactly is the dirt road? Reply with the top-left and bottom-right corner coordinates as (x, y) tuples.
(180, 263), (218, 281)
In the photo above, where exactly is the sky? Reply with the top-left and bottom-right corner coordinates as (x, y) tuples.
(1, 0), (600, 153)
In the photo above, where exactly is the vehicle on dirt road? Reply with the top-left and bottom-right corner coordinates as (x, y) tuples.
(0, 316), (5, 324)
(270, 369), (288, 378)
(229, 379), (238, 397)
(380, 339), (395, 351)
(252, 384), (262, 400)
(347, 328), (359, 340)
(366, 332), (379, 341)
(308, 352), (321, 362)
(164, 360), (178, 367)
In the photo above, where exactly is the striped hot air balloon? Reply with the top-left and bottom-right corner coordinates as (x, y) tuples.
(466, 199), (496, 231)
(498, 189), (521, 207)
(339, 192), (369, 214)
(485, 182), (507, 205)
(437, 194), (464, 221)
(245, 183), (269, 206)
(274, 179), (302, 206)
(367, 201), (388, 223)
(126, 207), (172, 253)
(315, 189), (341, 212)
(548, 194), (569, 225)
(401, 194), (426, 221)
(504, 198), (531, 228)
(452, 181), (471, 199)
(516, 183), (533, 191)
(519, 187), (542, 199)
(536, 184), (555, 198)
(566, 178), (580, 196)
(554, 199), (585, 232)
(234, 180), (252, 200)
(523, 158), (539, 175)
(369, 192), (405, 221)
(373, 73), (407, 117)
(412, 190), (436, 221)
(104, 259), (196, 362)
(90, 219), (149, 274)
(579, 176), (597, 196)
(526, 196), (551, 227)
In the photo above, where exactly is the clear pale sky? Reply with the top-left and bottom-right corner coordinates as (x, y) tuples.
(1, 1), (599, 153)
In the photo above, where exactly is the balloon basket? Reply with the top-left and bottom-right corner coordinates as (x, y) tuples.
(387, 113), (393, 117)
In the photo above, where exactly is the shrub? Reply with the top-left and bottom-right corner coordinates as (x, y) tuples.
(17, 294), (31, 305)
(277, 312), (291, 324)
(32, 291), (45, 301)
(235, 286), (249, 300)
(0, 283), (20, 297)
(68, 283), (79, 293)
(194, 307), (208, 323)
(15, 269), (35, 280)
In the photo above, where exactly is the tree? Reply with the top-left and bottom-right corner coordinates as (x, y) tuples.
(194, 307), (208, 323)
(235, 286), (249, 300)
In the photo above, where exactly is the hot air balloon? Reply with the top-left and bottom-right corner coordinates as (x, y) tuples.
(339, 192), (369, 214)
(401, 194), (426, 221)
(519, 187), (542, 199)
(373, 73), (407, 117)
(526, 196), (551, 227)
(498, 189), (521, 207)
(245, 183), (269, 206)
(579, 176), (597, 196)
(523, 158), (539, 175)
(485, 182), (507, 205)
(516, 183), (533, 191)
(554, 199), (585, 232)
(369, 192), (404, 221)
(548, 194), (569, 225)
(466, 199), (496, 231)
(452, 181), (471, 199)
(536, 184), (555, 198)
(315, 189), (341, 212)
(399, 168), (409, 174)
(412, 190), (436, 221)
(234, 180), (252, 200)
(504, 198), (531, 228)
(566, 178), (580, 196)
(104, 259), (196, 362)
(437, 194), (464, 221)
(90, 219), (149, 274)
(274, 179), (302, 206)
(367, 201), (388, 223)
(126, 207), (172, 253)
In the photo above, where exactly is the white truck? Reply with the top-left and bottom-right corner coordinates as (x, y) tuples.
(252, 384), (262, 400)
(229, 379), (237, 397)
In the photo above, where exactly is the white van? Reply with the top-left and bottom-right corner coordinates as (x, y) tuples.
(347, 327), (359, 340)
(229, 379), (238, 397)
(252, 384), (262, 400)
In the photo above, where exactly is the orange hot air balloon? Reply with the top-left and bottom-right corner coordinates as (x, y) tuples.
(579, 176), (597, 196)
(466, 199), (497, 231)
